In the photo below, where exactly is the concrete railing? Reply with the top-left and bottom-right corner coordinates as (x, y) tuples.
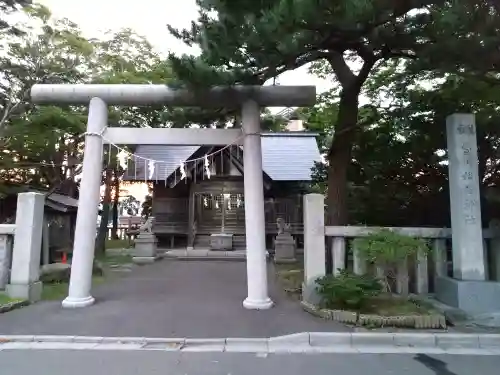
(326, 225), (500, 295)
(303, 193), (500, 295)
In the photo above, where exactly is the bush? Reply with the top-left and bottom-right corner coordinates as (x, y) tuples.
(352, 229), (429, 266)
(315, 270), (382, 311)
(352, 229), (430, 295)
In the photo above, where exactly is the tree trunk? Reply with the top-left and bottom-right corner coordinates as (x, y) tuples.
(95, 167), (113, 255)
(326, 88), (360, 225)
(111, 168), (120, 239)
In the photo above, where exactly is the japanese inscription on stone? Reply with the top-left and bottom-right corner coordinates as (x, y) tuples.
(457, 123), (475, 135)
(446, 114), (485, 280)
(458, 123), (479, 225)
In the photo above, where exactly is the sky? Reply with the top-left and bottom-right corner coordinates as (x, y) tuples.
(38, 0), (333, 92)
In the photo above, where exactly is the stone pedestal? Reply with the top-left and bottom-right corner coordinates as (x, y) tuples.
(210, 233), (233, 251)
(274, 234), (297, 263)
(435, 276), (500, 315)
(133, 233), (158, 264)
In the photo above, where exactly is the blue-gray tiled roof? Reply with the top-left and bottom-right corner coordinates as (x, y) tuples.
(122, 132), (321, 182)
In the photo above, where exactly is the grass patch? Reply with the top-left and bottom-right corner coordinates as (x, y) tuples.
(275, 261), (304, 298)
(97, 253), (133, 267)
(105, 239), (132, 249)
(42, 276), (105, 301)
(0, 293), (23, 305)
(362, 295), (436, 316)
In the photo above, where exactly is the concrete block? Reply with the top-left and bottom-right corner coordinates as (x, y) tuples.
(6, 281), (42, 302)
(144, 337), (186, 344)
(225, 338), (268, 352)
(29, 342), (97, 350)
(268, 332), (310, 352)
(478, 334), (500, 349)
(33, 335), (75, 343)
(435, 276), (500, 314)
(393, 333), (436, 348)
(0, 335), (34, 342)
(351, 333), (394, 347)
(210, 233), (233, 250)
(435, 333), (480, 349)
(309, 332), (351, 347)
(183, 338), (225, 352)
(301, 281), (321, 306)
(92, 343), (144, 350)
(0, 342), (32, 350)
(310, 345), (358, 353)
(142, 338), (185, 351)
(73, 336), (104, 344)
(100, 336), (146, 344)
(132, 256), (158, 264)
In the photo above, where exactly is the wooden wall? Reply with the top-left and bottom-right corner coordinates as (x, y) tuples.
(152, 178), (304, 237)
(152, 182), (190, 234)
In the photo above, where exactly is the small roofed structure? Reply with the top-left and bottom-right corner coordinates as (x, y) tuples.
(0, 189), (79, 264)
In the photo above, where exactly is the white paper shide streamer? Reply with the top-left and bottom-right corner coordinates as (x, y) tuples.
(148, 160), (155, 179)
(116, 150), (129, 170)
(179, 160), (186, 180)
(106, 129), (241, 183)
(204, 155), (211, 179)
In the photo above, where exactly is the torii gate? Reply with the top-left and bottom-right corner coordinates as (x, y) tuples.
(30, 84), (316, 310)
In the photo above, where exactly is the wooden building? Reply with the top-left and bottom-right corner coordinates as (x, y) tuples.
(123, 131), (321, 249)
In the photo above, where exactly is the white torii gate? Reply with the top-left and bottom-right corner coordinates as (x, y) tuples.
(30, 84), (316, 310)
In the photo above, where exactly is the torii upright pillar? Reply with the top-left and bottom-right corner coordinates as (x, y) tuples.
(241, 100), (272, 309)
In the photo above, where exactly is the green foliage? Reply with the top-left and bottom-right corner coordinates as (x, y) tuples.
(0, 4), (176, 198)
(353, 229), (430, 267)
(316, 270), (382, 311)
(167, 0), (500, 226)
(0, 0), (31, 34)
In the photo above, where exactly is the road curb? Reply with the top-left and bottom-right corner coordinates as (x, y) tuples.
(1, 332), (499, 353)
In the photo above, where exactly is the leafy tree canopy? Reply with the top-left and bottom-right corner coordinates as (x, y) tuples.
(167, 0), (500, 225)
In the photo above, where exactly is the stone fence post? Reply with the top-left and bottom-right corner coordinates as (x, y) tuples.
(6, 192), (45, 301)
(302, 194), (326, 303)
(0, 225), (15, 290)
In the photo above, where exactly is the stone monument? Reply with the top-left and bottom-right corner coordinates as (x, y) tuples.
(435, 113), (500, 315)
(274, 218), (297, 263)
(132, 216), (158, 264)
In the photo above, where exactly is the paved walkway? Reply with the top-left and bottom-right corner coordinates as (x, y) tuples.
(0, 260), (349, 338)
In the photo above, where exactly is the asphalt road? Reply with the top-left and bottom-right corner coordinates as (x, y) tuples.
(0, 350), (499, 375)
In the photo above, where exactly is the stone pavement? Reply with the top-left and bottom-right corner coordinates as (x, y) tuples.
(0, 260), (350, 337)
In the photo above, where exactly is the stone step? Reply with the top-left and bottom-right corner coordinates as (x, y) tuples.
(193, 234), (247, 250)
